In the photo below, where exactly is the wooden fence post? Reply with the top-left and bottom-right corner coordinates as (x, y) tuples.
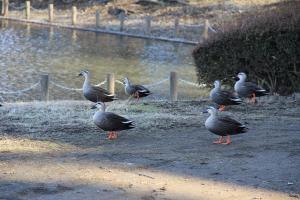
(170, 71), (178, 101)
(106, 73), (115, 95)
(26, 1), (30, 20)
(119, 12), (125, 31)
(145, 16), (151, 35)
(174, 17), (179, 36)
(72, 6), (77, 25)
(202, 19), (209, 40)
(96, 10), (100, 28)
(1, 0), (9, 16)
(48, 3), (54, 23)
(40, 74), (49, 101)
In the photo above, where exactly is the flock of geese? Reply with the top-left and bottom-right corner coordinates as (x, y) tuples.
(78, 70), (268, 145)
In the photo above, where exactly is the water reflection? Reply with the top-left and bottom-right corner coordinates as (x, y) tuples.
(0, 20), (199, 101)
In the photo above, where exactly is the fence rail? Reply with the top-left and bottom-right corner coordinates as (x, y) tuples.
(0, 72), (205, 103)
(1, 1), (217, 44)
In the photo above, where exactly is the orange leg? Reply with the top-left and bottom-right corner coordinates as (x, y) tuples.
(219, 105), (225, 111)
(213, 136), (224, 144)
(222, 135), (231, 145)
(107, 132), (114, 140)
(112, 132), (118, 139)
(135, 91), (140, 102)
(250, 93), (257, 104)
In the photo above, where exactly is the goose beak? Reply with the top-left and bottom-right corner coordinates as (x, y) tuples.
(234, 76), (239, 81)
(91, 105), (97, 109)
(202, 110), (208, 114)
(78, 72), (83, 77)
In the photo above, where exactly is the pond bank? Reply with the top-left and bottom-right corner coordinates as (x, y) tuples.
(0, 17), (198, 45)
(2, 0), (282, 44)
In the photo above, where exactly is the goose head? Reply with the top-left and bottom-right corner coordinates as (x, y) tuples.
(202, 106), (217, 116)
(91, 102), (106, 112)
(213, 80), (221, 89)
(78, 70), (90, 78)
(236, 72), (247, 82)
(123, 77), (130, 86)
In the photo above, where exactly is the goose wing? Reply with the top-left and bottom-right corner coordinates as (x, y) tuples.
(214, 90), (241, 105)
(104, 112), (135, 131)
(244, 82), (261, 91)
(132, 84), (151, 97)
(85, 85), (116, 102)
(243, 82), (268, 97)
(91, 85), (112, 96)
(220, 90), (240, 100)
(134, 85), (150, 93)
(210, 115), (247, 135)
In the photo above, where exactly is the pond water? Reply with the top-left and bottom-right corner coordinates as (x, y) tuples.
(0, 20), (204, 102)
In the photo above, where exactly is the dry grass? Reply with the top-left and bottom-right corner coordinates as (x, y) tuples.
(0, 100), (206, 147)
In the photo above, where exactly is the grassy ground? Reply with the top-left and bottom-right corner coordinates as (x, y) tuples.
(0, 98), (299, 199)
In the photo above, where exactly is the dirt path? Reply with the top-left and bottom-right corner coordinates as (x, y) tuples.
(0, 99), (299, 199)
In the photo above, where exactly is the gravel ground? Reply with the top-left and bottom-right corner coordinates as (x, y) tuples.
(0, 98), (299, 200)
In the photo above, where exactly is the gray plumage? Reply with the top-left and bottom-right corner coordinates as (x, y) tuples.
(78, 70), (116, 103)
(124, 77), (151, 98)
(92, 102), (135, 132)
(234, 72), (268, 98)
(210, 80), (242, 106)
(204, 107), (248, 137)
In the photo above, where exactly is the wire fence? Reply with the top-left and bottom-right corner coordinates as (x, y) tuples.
(50, 81), (82, 91)
(0, 72), (208, 103)
(0, 82), (40, 94)
(9, 4), (25, 10)
(179, 79), (206, 88)
(50, 80), (106, 91)
(145, 78), (169, 88)
(2, 1), (218, 44)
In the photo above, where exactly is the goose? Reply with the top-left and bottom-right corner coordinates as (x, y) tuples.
(234, 72), (268, 103)
(123, 77), (151, 101)
(210, 80), (242, 111)
(78, 70), (117, 103)
(92, 102), (135, 140)
(203, 106), (248, 145)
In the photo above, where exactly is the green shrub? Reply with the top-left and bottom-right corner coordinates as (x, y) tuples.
(192, 1), (300, 95)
